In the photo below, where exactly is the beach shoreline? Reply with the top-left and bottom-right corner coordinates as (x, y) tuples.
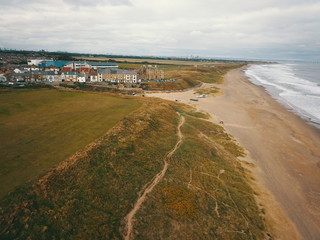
(147, 67), (320, 240)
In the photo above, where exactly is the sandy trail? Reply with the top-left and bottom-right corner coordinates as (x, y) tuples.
(122, 113), (185, 240)
(148, 69), (320, 240)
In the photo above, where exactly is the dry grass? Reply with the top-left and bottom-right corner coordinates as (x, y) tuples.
(194, 86), (222, 96)
(0, 98), (270, 240)
(133, 113), (269, 240)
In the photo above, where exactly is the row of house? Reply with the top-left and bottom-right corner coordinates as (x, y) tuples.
(1, 70), (138, 84)
(0, 60), (164, 85)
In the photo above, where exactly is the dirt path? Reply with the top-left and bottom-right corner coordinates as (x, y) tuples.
(122, 113), (185, 240)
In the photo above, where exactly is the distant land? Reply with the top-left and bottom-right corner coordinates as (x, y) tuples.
(0, 48), (266, 63)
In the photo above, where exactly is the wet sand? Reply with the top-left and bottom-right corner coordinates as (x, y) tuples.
(147, 68), (320, 240)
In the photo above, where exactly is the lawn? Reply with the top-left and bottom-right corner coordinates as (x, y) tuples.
(0, 89), (140, 198)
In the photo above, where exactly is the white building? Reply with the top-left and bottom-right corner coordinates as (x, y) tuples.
(0, 74), (7, 82)
(64, 61), (90, 70)
(60, 71), (86, 82)
(13, 68), (22, 73)
(90, 74), (98, 82)
(61, 72), (78, 82)
(27, 59), (52, 66)
(23, 65), (40, 72)
(77, 74), (86, 82)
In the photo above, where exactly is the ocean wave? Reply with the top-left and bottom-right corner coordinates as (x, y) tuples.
(245, 63), (320, 126)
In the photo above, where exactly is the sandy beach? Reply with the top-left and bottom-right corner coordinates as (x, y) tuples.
(147, 68), (320, 240)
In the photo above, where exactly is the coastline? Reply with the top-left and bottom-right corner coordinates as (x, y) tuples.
(244, 63), (320, 130)
(147, 68), (320, 240)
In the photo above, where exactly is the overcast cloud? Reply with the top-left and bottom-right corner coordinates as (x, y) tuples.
(0, 0), (319, 60)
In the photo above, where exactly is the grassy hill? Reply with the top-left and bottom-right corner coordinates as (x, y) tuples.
(143, 63), (246, 90)
(0, 97), (271, 239)
(0, 89), (141, 198)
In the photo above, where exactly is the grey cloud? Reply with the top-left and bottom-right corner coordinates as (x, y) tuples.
(0, 0), (319, 60)
(0, 0), (52, 8)
(62, 0), (132, 6)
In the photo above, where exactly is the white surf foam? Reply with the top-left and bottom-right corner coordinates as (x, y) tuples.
(245, 64), (320, 127)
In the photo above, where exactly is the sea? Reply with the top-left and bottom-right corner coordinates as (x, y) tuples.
(244, 62), (320, 128)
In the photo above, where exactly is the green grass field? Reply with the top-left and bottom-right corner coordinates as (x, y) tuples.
(0, 89), (141, 198)
(118, 63), (176, 70)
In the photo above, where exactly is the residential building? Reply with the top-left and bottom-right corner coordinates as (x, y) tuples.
(9, 73), (28, 82)
(13, 68), (23, 73)
(38, 71), (59, 82)
(61, 67), (73, 72)
(60, 71), (85, 82)
(60, 71), (78, 82)
(76, 68), (97, 82)
(76, 67), (95, 75)
(137, 65), (164, 81)
(89, 62), (118, 70)
(27, 59), (53, 66)
(0, 74), (7, 82)
(44, 65), (60, 74)
(64, 61), (90, 70)
(97, 69), (137, 83)
(77, 73), (86, 82)
(90, 72), (98, 82)
(23, 65), (40, 72)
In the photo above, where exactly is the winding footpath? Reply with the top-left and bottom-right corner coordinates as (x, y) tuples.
(122, 113), (185, 240)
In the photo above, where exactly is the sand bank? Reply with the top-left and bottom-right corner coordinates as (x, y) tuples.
(147, 68), (320, 240)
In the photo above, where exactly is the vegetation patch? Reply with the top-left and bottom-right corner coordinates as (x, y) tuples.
(161, 185), (198, 219)
(170, 102), (210, 119)
(194, 86), (222, 96)
(132, 108), (268, 240)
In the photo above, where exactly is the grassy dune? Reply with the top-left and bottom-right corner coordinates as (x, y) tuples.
(134, 113), (267, 240)
(0, 98), (270, 239)
(164, 64), (246, 84)
(144, 63), (246, 90)
(0, 89), (140, 198)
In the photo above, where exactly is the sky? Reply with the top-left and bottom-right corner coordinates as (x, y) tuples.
(0, 0), (320, 61)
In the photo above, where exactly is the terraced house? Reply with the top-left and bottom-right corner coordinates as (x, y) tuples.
(60, 71), (86, 82)
(97, 69), (138, 84)
(137, 65), (164, 81)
